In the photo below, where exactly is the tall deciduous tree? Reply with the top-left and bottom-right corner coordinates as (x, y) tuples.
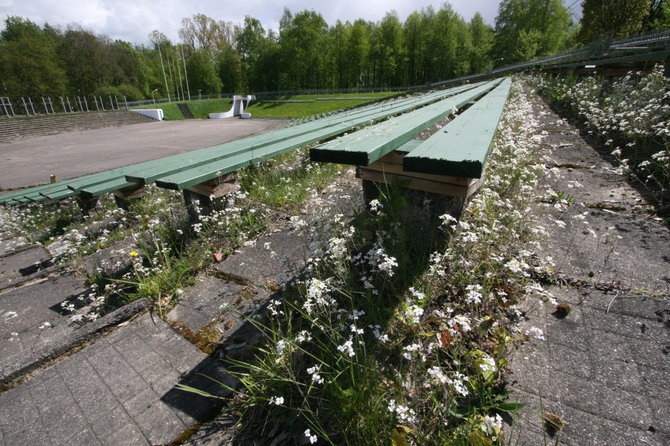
(0, 16), (68, 98)
(494, 0), (573, 64)
(578, 0), (651, 43)
(179, 14), (237, 52)
(469, 13), (494, 73)
(186, 50), (222, 94)
(279, 9), (328, 89)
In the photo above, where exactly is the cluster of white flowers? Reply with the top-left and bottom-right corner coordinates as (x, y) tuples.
(387, 399), (417, 424)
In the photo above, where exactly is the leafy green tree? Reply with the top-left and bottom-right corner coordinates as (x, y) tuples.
(578, 0), (651, 43)
(345, 19), (370, 87)
(278, 9), (328, 89)
(57, 26), (106, 95)
(404, 12), (423, 85)
(217, 44), (244, 92)
(0, 16), (68, 98)
(186, 50), (222, 94)
(370, 11), (404, 87)
(469, 13), (494, 73)
(179, 13), (237, 52)
(643, 0), (670, 30)
(494, 0), (573, 64)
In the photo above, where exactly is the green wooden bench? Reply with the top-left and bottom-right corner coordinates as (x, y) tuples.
(308, 78), (512, 213)
(0, 81), (483, 214)
(309, 80), (499, 167)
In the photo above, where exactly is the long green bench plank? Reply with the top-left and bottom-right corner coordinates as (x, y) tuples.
(83, 86), (473, 198)
(403, 78), (512, 178)
(77, 178), (137, 198)
(155, 121), (364, 190)
(309, 80), (499, 166)
(1, 97), (391, 204)
(127, 84), (479, 186)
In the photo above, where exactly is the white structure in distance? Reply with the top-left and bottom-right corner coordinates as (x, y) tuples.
(130, 109), (164, 120)
(209, 95), (256, 119)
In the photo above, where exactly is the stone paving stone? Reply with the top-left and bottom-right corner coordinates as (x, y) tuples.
(539, 205), (670, 291)
(167, 276), (245, 333)
(215, 229), (309, 286)
(548, 165), (646, 209)
(0, 313), (228, 446)
(0, 273), (89, 372)
(76, 240), (137, 278)
(0, 236), (28, 257)
(0, 245), (51, 286)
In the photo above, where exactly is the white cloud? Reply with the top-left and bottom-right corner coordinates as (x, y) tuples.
(1, 0), (501, 45)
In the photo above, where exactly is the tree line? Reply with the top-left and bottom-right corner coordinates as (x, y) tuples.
(1, 0), (668, 102)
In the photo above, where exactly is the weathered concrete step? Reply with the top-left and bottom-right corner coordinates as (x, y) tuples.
(215, 229), (309, 286)
(0, 236), (29, 257)
(546, 166), (647, 210)
(166, 274), (273, 357)
(0, 111), (154, 143)
(541, 204), (670, 292)
(509, 286), (670, 445)
(0, 313), (231, 445)
(0, 274), (90, 373)
(0, 245), (52, 288)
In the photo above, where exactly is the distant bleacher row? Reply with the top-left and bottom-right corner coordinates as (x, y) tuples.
(0, 111), (154, 144)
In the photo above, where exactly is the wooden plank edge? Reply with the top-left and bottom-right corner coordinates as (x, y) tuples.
(356, 168), (480, 198)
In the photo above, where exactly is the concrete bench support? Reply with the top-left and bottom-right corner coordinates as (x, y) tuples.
(183, 173), (239, 222)
(75, 196), (99, 216)
(358, 151), (481, 219)
(112, 185), (147, 211)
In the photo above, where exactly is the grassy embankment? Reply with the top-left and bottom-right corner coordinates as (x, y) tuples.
(137, 91), (401, 120)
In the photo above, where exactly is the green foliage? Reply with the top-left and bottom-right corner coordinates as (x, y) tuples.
(644, 0), (670, 30)
(279, 9), (329, 89)
(578, 0), (652, 43)
(239, 148), (345, 209)
(92, 85), (122, 97)
(493, 0), (574, 64)
(0, 16), (68, 98)
(186, 50), (223, 94)
(117, 84), (145, 100)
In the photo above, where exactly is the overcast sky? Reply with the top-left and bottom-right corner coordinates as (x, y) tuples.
(0, 0), (513, 45)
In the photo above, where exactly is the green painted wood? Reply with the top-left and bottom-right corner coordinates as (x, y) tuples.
(394, 139), (424, 154)
(126, 83), (480, 185)
(403, 78), (512, 178)
(155, 122), (356, 190)
(153, 84), (483, 191)
(1, 82), (479, 205)
(77, 178), (136, 198)
(309, 80), (499, 166)
(40, 189), (78, 201)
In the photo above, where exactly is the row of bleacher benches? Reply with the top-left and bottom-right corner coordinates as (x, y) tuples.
(0, 78), (512, 213)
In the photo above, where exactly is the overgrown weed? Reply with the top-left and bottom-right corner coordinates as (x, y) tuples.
(178, 80), (554, 445)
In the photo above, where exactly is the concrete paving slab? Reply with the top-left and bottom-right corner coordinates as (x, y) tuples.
(540, 205), (670, 292)
(0, 313), (229, 446)
(167, 276), (245, 333)
(0, 118), (288, 190)
(75, 239), (137, 278)
(0, 236), (28, 257)
(548, 165), (646, 209)
(0, 245), (51, 286)
(508, 90), (670, 446)
(215, 229), (309, 286)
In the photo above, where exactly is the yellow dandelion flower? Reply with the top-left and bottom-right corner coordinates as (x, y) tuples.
(129, 251), (139, 257)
